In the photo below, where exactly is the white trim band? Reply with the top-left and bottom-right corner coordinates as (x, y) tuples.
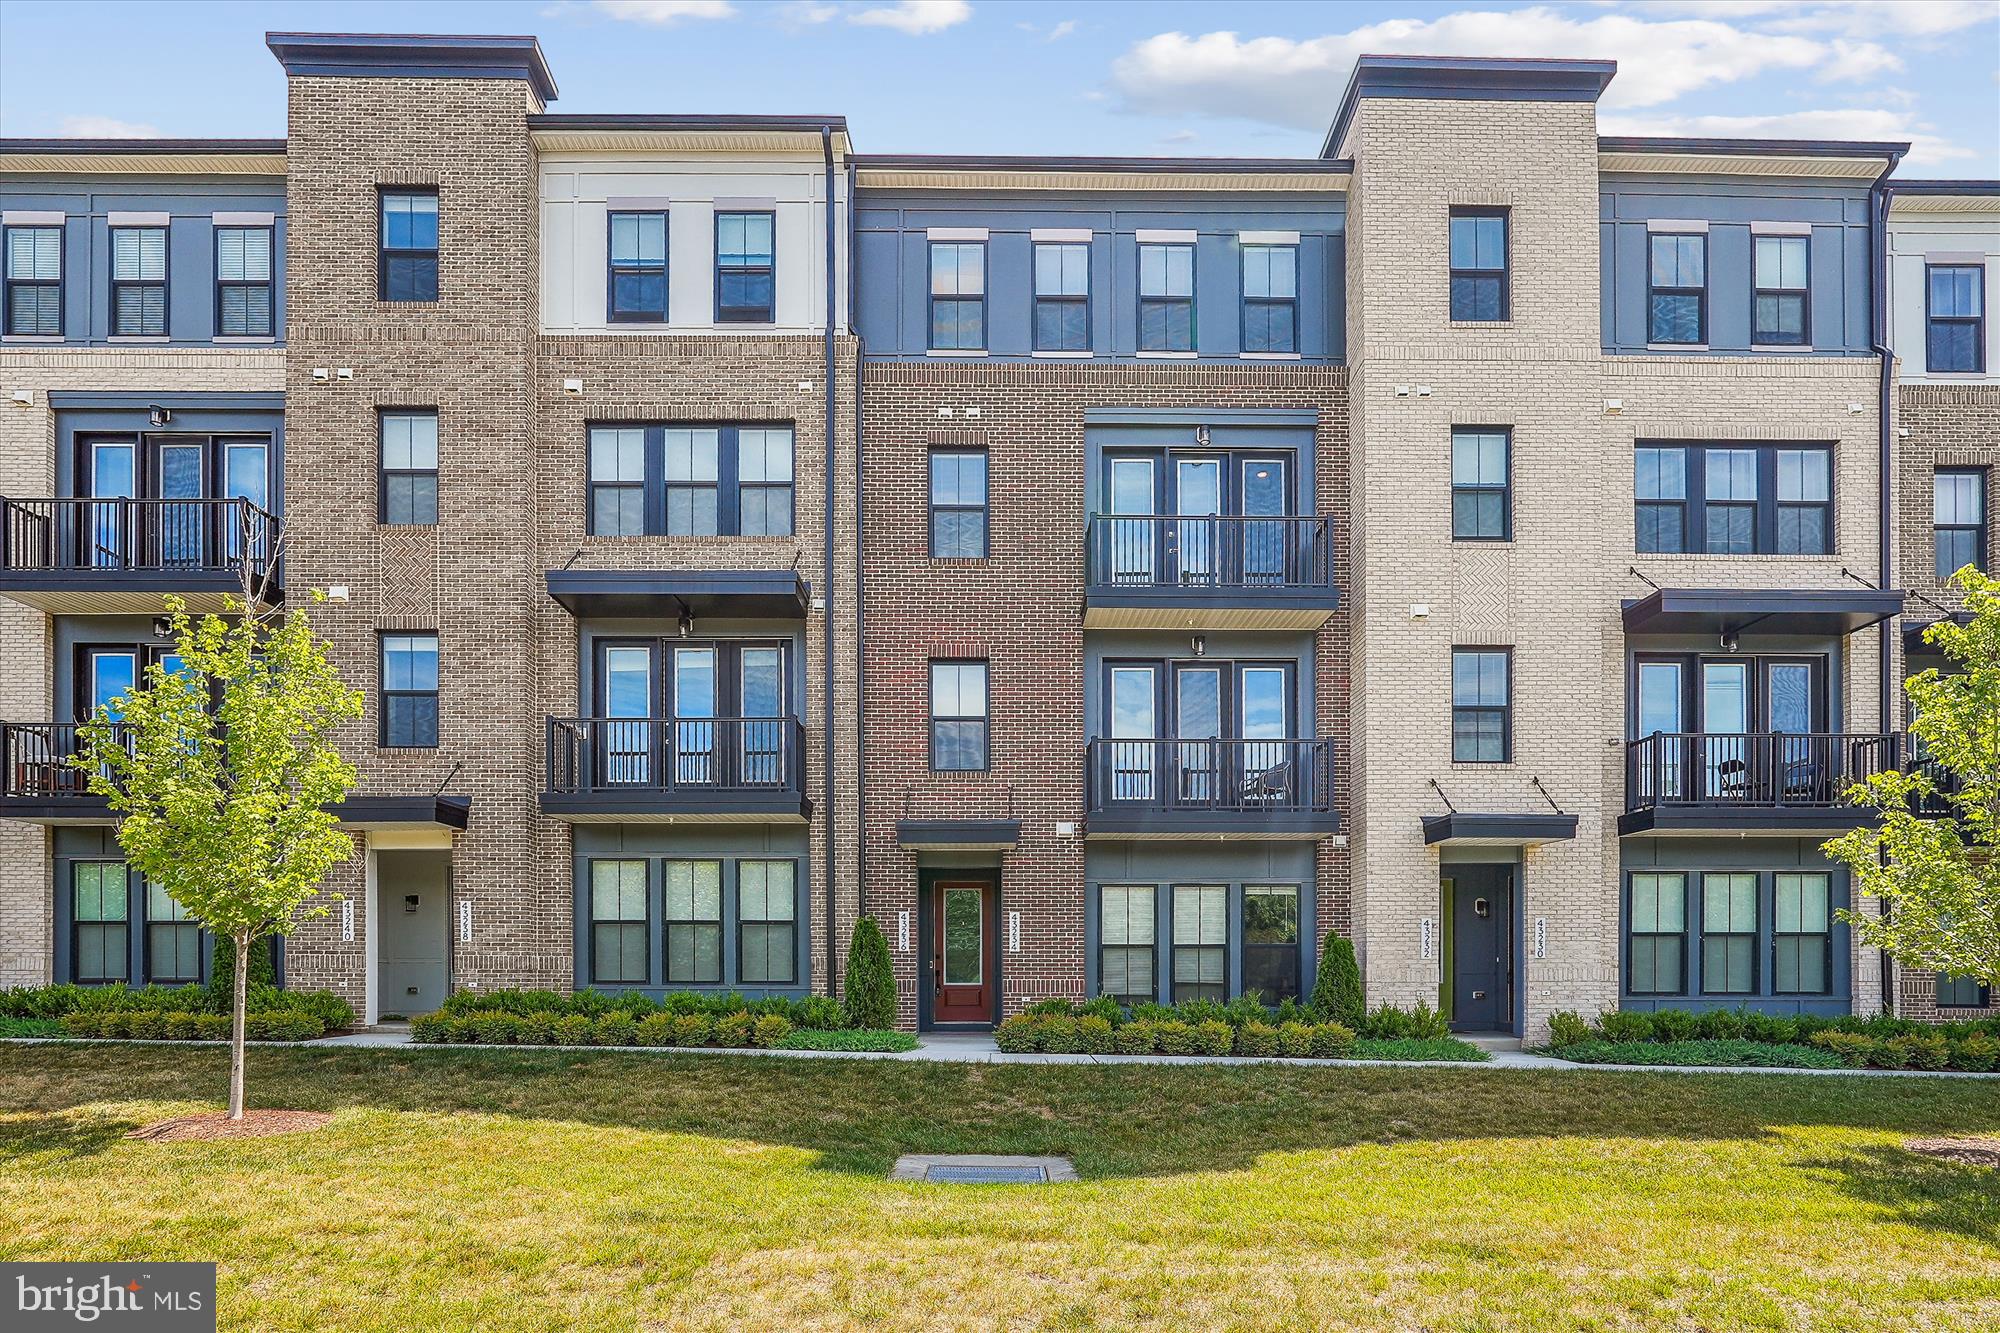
(106, 211), (170, 227)
(927, 226), (988, 242)
(2, 210), (64, 225)
(1750, 221), (1812, 236)
(1646, 218), (1710, 234)
(212, 211), (276, 227)
(1238, 230), (1300, 245)
(1030, 227), (1092, 243)
(1136, 229), (1197, 244)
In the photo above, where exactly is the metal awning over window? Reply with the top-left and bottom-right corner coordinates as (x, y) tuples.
(1622, 587), (1903, 638)
(544, 569), (808, 619)
(895, 819), (1022, 851)
(328, 796), (471, 831)
(1421, 812), (1578, 846)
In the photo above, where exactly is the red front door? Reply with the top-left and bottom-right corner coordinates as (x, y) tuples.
(932, 881), (994, 1024)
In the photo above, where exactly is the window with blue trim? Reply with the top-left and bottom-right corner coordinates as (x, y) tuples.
(715, 211), (774, 323)
(1242, 885), (1301, 1002)
(110, 227), (167, 335)
(1033, 242), (1088, 351)
(1752, 235), (1808, 346)
(1098, 885), (1155, 1005)
(4, 225), (62, 335)
(1649, 233), (1706, 344)
(737, 860), (797, 985)
(72, 862), (129, 984)
(1927, 263), (1985, 373)
(1449, 209), (1508, 321)
(665, 860), (723, 983)
(929, 242), (985, 350)
(380, 632), (439, 748)
(1627, 872), (1687, 995)
(1937, 974), (1990, 1008)
(379, 189), (438, 302)
(1241, 243), (1298, 353)
(590, 860), (649, 985)
(215, 226), (273, 337)
(608, 211), (667, 321)
(1139, 243), (1194, 351)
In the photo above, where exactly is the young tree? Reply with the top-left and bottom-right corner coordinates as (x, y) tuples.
(1825, 567), (2000, 990)
(75, 590), (363, 1120)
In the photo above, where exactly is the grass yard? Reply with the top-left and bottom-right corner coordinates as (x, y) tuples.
(1, 1045), (1996, 1331)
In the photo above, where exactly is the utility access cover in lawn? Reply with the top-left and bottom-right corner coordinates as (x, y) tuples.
(889, 1154), (1077, 1183)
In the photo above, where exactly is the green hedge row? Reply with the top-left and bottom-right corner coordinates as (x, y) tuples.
(435, 988), (848, 1029)
(57, 1009), (325, 1042)
(998, 1014), (1355, 1058)
(1019, 994), (1458, 1041)
(1552, 1039), (1849, 1069)
(1546, 1007), (2000, 1072)
(412, 1009), (795, 1048)
(1, 983), (353, 1031)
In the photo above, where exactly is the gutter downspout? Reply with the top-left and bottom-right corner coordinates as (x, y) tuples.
(849, 153), (867, 922)
(821, 123), (840, 1000)
(1868, 150), (1904, 1014)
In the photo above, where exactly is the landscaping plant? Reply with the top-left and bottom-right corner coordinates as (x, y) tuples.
(843, 916), (898, 1030)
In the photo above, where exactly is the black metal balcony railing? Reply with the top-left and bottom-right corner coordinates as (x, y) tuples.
(1085, 514), (1332, 591)
(1625, 732), (1902, 811)
(1085, 737), (1335, 816)
(0, 497), (279, 582)
(546, 716), (806, 796)
(1, 722), (131, 800)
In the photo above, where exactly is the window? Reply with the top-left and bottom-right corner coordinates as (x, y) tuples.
(715, 211), (774, 323)
(1033, 242), (1089, 351)
(588, 426), (646, 537)
(608, 211), (667, 321)
(1927, 263), (1985, 373)
(1172, 884), (1226, 1003)
(1635, 444), (1831, 556)
(1138, 243), (1194, 351)
(929, 661), (988, 771)
(1098, 885), (1155, 1005)
(1241, 243), (1297, 352)
(664, 860), (723, 984)
(379, 189), (438, 302)
(1648, 233), (1706, 344)
(1938, 974), (1990, 1008)
(590, 860), (648, 985)
(1242, 885), (1301, 1002)
(1451, 649), (1510, 763)
(145, 881), (201, 984)
(110, 226), (167, 336)
(929, 242), (985, 350)
(379, 410), (439, 525)
(72, 862), (128, 984)
(735, 428), (794, 536)
(1752, 235), (1808, 346)
(1936, 469), (1987, 578)
(1701, 872), (1756, 995)
(929, 449), (988, 558)
(1773, 872), (1830, 995)
(1450, 428), (1510, 540)
(1448, 209), (1508, 321)
(587, 424), (794, 537)
(380, 633), (439, 748)
(4, 224), (62, 335)
(1627, 872), (1686, 995)
(666, 428), (719, 535)
(215, 226), (273, 337)
(738, 860), (797, 985)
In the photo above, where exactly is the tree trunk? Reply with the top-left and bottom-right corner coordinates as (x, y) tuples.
(229, 930), (248, 1121)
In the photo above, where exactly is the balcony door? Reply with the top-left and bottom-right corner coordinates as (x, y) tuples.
(78, 433), (270, 571)
(1108, 664), (1157, 801)
(1106, 659), (1295, 809)
(1173, 457), (1222, 585)
(1241, 457), (1289, 584)
(739, 645), (784, 787)
(1106, 456), (1156, 584)
(594, 639), (789, 789)
(1635, 654), (1826, 800)
(596, 644), (655, 786)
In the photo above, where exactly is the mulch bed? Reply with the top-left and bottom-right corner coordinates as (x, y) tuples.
(1905, 1137), (2000, 1168)
(127, 1110), (331, 1142)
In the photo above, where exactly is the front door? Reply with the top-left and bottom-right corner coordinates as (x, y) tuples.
(931, 880), (994, 1024)
(1448, 865), (1514, 1032)
(376, 850), (450, 1018)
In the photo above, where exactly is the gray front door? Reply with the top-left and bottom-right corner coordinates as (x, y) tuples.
(1449, 865), (1513, 1032)
(377, 850), (450, 1017)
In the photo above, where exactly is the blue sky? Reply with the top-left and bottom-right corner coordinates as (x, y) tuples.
(1, 1), (1994, 172)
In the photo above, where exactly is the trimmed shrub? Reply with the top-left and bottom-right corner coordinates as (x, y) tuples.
(552, 1014), (596, 1046)
(1809, 1030), (1875, 1068)
(1079, 995), (1124, 1025)
(519, 1013), (560, 1046)
(1740, 1011), (1802, 1046)
(1553, 1039), (1844, 1070)
(1023, 998), (1077, 1018)
(752, 1014), (792, 1048)
(1547, 1011), (1591, 1048)
(1871, 1035), (1914, 1070)
(668, 1014), (714, 1048)
(1950, 1032), (1998, 1072)
(788, 996), (848, 1031)
(1902, 1034), (1951, 1072)
(1309, 1023), (1357, 1059)
(1038, 1016), (1081, 1054)
(1191, 1019), (1233, 1056)
(994, 1015), (1039, 1054)
(1310, 932), (1365, 1027)
(467, 1014), (521, 1045)
(774, 1029), (918, 1053)
(1598, 1010), (1656, 1043)
(1112, 1020), (1158, 1055)
(1154, 1021), (1199, 1056)
(1075, 1015), (1116, 1054)
(194, 1013), (229, 1040)
(163, 1011), (202, 1041)
(1350, 1037), (1487, 1062)
(634, 1014), (674, 1047)
(1275, 1021), (1315, 1058)
(208, 933), (277, 999)
(843, 916), (898, 1031)
(1652, 1009), (1701, 1042)
(1695, 1009), (1746, 1041)
(1235, 1021), (1279, 1057)
(711, 1013), (753, 1049)
(59, 1011), (98, 1038)
(410, 1013), (451, 1043)
(594, 1013), (639, 1047)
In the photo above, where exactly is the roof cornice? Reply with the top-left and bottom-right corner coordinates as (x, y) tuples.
(265, 31), (558, 105)
(854, 154), (1351, 193)
(0, 139), (286, 175)
(1320, 54), (1617, 159)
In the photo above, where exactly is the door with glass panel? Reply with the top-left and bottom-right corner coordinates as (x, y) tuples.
(85, 436), (136, 568)
(1636, 659), (1687, 801)
(152, 438), (207, 568)
(737, 646), (785, 787)
(1173, 664), (1223, 804)
(1108, 665), (1157, 802)
(1763, 659), (1822, 800)
(1173, 457), (1222, 584)
(931, 880), (993, 1024)
(1106, 456), (1156, 584)
(1240, 457), (1288, 585)
(596, 644), (655, 786)
(219, 436), (270, 564)
(672, 646), (717, 785)
(1700, 662), (1750, 798)
(1238, 665), (1291, 804)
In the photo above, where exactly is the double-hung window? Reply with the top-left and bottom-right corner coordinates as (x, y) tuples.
(1241, 243), (1297, 352)
(1448, 208), (1508, 321)
(1752, 234), (1808, 346)
(608, 211), (668, 321)
(1701, 872), (1756, 995)
(146, 880), (201, 984)
(1450, 428), (1510, 540)
(1138, 242), (1194, 351)
(929, 242), (985, 350)
(929, 449), (988, 558)
(379, 410), (439, 525)
(664, 860), (723, 984)
(1649, 232), (1706, 344)
(1098, 885), (1155, 1005)
(215, 225), (273, 337)
(1938, 974), (1991, 1008)
(1172, 884), (1226, 1003)
(1242, 885), (1301, 1002)
(929, 660), (989, 771)
(735, 428), (794, 536)
(1775, 449), (1831, 554)
(588, 426), (646, 537)
(1451, 648), (1510, 763)
(1033, 241), (1089, 351)
(379, 188), (439, 302)
(1636, 444), (1832, 555)
(1935, 469), (1987, 578)
(1704, 448), (1758, 554)
(715, 211), (774, 323)
(590, 860), (649, 985)
(4, 224), (62, 335)
(737, 860), (797, 985)
(1626, 872), (1686, 996)
(1634, 446), (1688, 553)
(1926, 263), (1985, 373)
(1772, 872), (1830, 995)
(110, 226), (167, 336)
(72, 862), (128, 984)
(380, 632), (439, 748)
(587, 425), (793, 537)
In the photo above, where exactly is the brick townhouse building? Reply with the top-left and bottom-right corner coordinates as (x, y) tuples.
(0, 36), (1991, 1034)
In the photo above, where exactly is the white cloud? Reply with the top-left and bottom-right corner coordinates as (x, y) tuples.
(1047, 19), (1078, 41)
(1815, 37), (1901, 82)
(776, 0), (839, 24)
(1600, 107), (1972, 170)
(849, 0), (971, 35)
(593, 0), (735, 24)
(57, 116), (162, 138)
(1765, 1), (1998, 39)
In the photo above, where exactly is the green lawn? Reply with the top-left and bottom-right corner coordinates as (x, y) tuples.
(1, 1045), (1996, 1331)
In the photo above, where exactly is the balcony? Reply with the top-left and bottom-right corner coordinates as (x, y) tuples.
(1621, 731), (1901, 835)
(541, 716), (810, 823)
(1083, 514), (1338, 630)
(0, 722), (122, 823)
(0, 497), (281, 614)
(1084, 737), (1338, 839)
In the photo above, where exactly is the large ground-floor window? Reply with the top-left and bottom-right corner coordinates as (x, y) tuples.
(64, 860), (209, 987)
(1092, 879), (1308, 1006)
(1621, 865), (1842, 1007)
(580, 854), (805, 992)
